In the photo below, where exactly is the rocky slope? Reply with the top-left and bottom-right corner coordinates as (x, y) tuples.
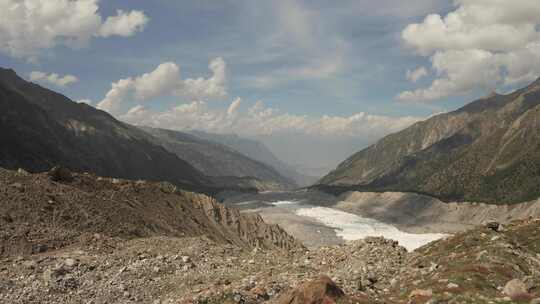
(189, 130), (317, 187)
(141, 127), (294, 188)
(332, 191), (540, 234)
(0, 167), (302, 259)
(319, 79), (540, 204)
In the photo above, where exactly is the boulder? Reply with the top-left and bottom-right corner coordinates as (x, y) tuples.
(47, 166), (74, 183)
(486, 222), (504, 232)
(276, 275), (346, 304)
(16, 168), (29, 176)
(503, 279), (529, 300)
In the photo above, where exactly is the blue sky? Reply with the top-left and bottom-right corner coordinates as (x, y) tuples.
(1, 0), (456, 117)
(2, 0), (540, 173)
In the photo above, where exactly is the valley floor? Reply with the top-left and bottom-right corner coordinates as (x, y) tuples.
(222, 191), (447, 251)
(222, 189), (540, 239)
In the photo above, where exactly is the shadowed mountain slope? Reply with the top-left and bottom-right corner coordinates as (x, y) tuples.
(140, 127), (295, 189)
(0, 67), (215, 193)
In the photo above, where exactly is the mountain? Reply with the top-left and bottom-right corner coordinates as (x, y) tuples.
(188, 130), (318, 187)
(0, 67), (225, 193)
(140, 127), (295, 188)
(319, 79), (540, 204)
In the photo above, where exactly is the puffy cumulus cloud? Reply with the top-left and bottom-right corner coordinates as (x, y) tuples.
(183, 57), (227, 99)
(406, 67), (428, 83)
(97, 78), (135, 114)
(119, 99), (422, 139)
(98, 10), (148, 38)
(399, 49), (503, 101)
(30, 71), (79, 87)
(0, 0), (148, 59)
(133, 62), (182, 100)
(96, 58), (227, 115)
(399, 0), (540, 102)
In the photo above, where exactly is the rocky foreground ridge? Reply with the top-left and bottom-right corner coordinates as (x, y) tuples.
(1, 168), (540, 303)
(0, 167), (302, 257)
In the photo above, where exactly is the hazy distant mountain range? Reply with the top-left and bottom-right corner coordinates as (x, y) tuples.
(319, 78), (540, 204)
(188, 130), (318, 187)
(140, 127), (296, 187)
(0, 67), (296, 193)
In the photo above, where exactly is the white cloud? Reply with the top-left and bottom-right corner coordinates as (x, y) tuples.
(244, 48), (345, 90)
(30, 71), (79, 87)
(97, 78), (135, 114)
(97, 58), (227, 115)
(227, 97), (242, 116)
(120, 98), (422, 139)
(399, 49), (503, 101)
(240, 0), (346, 90)
(0, 0), (148, 59)
(406, 67), (429, 83)
(98, 10), (148, 38)
(399, 0), (540, 102)
(183, 57), (227, 99)
(133, 62), (182, 100)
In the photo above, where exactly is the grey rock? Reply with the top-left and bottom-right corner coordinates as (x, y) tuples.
(48, 166), (73, 183)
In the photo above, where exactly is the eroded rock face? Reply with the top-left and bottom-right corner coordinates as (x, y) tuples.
(188, 191), (304, 251)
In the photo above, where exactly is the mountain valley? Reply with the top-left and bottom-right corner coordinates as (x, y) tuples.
(2, 70), (540, 304)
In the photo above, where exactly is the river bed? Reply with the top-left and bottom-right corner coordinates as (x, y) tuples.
(224, 192), (447, 251)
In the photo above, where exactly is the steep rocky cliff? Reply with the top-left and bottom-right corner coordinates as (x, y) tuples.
(319, 79), (540, 204)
